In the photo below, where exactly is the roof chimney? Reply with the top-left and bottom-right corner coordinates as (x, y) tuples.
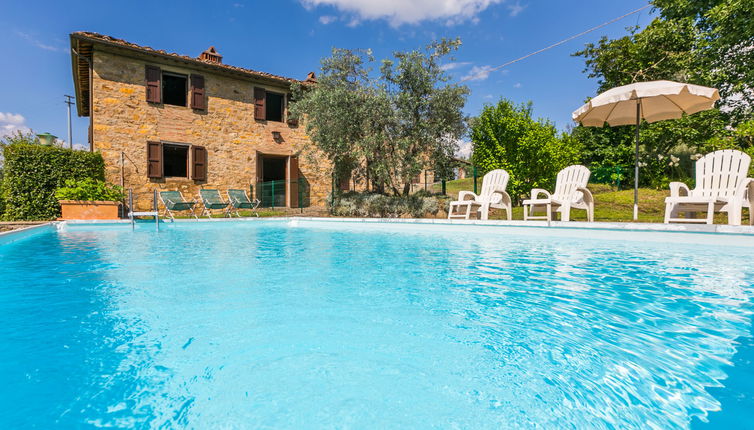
(305, 71), (317, 83)
(199, 46), (223, 64)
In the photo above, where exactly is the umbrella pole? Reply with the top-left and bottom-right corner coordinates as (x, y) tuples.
(633, 101), (640, 221)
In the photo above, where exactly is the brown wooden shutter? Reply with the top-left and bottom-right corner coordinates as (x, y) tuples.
(191, 146), (207, 181)
(256, 152), (264, 189)
(190, 74), (206, 110)
(254, 87), (266, 120)
(145, 66), (161, 103)
(289, 156), (299, 208)
(147, 141), (163, 178)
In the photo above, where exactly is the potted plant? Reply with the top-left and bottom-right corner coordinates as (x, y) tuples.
(56, 178), (125, 220)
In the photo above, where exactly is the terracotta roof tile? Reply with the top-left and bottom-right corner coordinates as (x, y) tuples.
(71, 31), (304, 85)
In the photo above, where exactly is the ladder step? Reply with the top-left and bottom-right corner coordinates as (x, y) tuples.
(129, 211), (159, 217)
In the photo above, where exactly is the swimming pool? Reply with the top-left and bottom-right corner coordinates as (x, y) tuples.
(1, 220), (753, 428)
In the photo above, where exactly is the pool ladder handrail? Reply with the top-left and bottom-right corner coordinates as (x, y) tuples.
(127, 189), (160, 231)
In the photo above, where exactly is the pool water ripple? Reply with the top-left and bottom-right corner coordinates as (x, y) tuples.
(1, 221), (753, 429)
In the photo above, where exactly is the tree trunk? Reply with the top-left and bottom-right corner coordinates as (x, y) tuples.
(402, 182), (411, 196)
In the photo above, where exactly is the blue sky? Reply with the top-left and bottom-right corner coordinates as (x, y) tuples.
(0, 0), (655, 151)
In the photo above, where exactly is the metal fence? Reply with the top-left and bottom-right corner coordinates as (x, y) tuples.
(256, 177), (310, 208)
(589, 166), (626, 189)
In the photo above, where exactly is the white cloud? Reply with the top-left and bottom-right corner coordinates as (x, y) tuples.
(455, 139), (472, 159)
(300, 0), (504, 26)
(319, 15), (338, 24)
(462, 65), (494, 81)
(16, 31), (65, 53)
(0, 113), (25, 126)
(507, 1), (526, 17)
(0, 112), (30, 137)
(513, 82), (522, 88)
(440, 61), (471, 71)
(53, 138), (86, 150)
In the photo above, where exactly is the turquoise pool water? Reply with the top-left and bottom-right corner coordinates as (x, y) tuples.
(1, 221), (753, 429)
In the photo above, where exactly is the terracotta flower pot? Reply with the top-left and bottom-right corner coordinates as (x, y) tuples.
(59, 200), (121, 220)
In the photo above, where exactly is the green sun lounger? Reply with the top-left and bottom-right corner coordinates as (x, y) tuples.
(199, 189), (231, 218)
(159, 191), (198, 221)
(227, 189), (261, 217)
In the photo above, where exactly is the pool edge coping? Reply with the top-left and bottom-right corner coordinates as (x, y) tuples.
(58, 216), (754, 236)
(0, 222), (53, 244)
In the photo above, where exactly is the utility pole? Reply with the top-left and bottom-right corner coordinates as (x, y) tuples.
(64, 95), (74, 149)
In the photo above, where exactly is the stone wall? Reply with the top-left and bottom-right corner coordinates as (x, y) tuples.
(90, 48), (331, 211)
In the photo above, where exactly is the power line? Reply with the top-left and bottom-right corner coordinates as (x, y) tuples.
(460, 4), (652, 82)
(64, 95), (75, 149)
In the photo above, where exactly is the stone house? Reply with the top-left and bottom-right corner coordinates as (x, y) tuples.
(69, 32), (330, 211)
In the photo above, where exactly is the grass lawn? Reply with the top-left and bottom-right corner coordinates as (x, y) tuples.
(433, 178), (736, 223)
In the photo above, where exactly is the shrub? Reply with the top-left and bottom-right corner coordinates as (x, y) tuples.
(471, 99), (581, 203)
(1, 143), (105, 220)
(332, 191), (448, 218)
(56, 178), (124, 202)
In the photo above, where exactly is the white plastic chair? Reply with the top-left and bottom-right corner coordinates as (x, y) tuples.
(448, 169), (512, 220)
(523, 165), (594, 222)
(664, 149), (754, 225)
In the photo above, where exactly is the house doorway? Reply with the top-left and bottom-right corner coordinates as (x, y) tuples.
(257, 154), (287, 207)
(262, 157), (286, 182)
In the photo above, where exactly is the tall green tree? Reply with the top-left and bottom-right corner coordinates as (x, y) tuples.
(291, 39), (468, 196)
(471, 99), (581, 203)
(571, 11), (747, 188)
(653, 0), (754, 120)
(575, 18), (702, 91)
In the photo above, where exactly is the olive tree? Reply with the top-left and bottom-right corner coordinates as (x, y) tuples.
(291, 39), (468, 195)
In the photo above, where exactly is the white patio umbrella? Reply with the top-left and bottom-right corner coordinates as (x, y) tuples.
(572, 80), (720, 220)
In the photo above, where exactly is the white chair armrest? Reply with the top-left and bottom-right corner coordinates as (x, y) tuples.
(487, 185), (508, 204)
(735, 178), (754, 207)
(530, 188), (551, 199)
(576, 187), (594, 205)
(494, 190), (512, 207)
(458, 191), (478, 201)
(669, 182), (691, 197)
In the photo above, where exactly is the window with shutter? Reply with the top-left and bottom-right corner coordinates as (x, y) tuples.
(191, 146), (207, 181)
(147, 141), (163, 178)
(145, 66), (162, 103)
(190, 74), (206, 110)
(162, 73), (188, 107)
(163, 144), (189, 177)
(254, 87), (266, 120)
(265, 92), (284, 122)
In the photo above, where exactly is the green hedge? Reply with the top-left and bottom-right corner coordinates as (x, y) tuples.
(56, 178), (125, 201)
(1, 144), (105, 220)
